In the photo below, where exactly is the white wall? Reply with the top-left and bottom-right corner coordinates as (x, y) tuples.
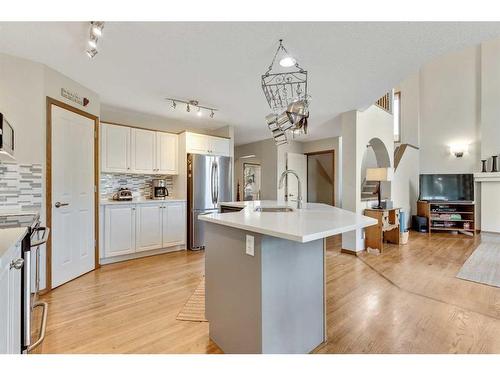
(395, 72), (420, 147)
(341, 105), (394, 252)
(419, 45), (481, 174)
(481, 39), (500, 164)
(391, 147), (419, 228)
(0, 52), (100, 290)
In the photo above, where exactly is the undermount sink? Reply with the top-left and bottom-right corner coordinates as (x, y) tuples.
(254, 206), (294, 213)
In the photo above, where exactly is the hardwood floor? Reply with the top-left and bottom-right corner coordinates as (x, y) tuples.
(33, 232), (500, 354)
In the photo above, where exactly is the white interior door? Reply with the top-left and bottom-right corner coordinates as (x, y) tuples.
(51, 105), (95, 288)
(286, 152), (307, 204)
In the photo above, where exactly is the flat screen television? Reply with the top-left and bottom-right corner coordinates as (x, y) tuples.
(419, 174), (474, 202)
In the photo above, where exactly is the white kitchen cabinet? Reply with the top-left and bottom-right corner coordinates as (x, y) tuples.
(101, 123), (178, 176)
(104, 205), (136, 257)
(209, 136), (230, 156)
(101, 123), (131, 173)
(131, 128), (156, 174)
(162, 202), (186, 247)
(186, 132), (230, 156)
(0, 241), (22, 354)
(156, 132), (178, 175)
(136, 204), (163, 252)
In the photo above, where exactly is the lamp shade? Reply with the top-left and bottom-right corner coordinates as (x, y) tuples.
(366, 167), (393, 182)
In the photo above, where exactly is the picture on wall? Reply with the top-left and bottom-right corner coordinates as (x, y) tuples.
(243, 163), (261, 201)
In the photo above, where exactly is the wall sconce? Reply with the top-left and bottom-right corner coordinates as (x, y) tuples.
(450, 143), (468, 158)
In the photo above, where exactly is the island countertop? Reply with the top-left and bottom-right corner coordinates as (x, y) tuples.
(199, 200), (377, 243)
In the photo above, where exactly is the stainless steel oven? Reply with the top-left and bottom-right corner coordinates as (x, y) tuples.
(0, 213), (49, 353)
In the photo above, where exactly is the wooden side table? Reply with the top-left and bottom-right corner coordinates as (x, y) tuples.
(363, 208), (401, 252)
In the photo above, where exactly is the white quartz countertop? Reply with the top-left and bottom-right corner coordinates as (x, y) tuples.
(100, 197), (186, 205)
(0, 227), (28, 261)
(200, 200), (378, 243)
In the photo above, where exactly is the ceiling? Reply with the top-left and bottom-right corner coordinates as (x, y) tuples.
(1, 22), (500, 145)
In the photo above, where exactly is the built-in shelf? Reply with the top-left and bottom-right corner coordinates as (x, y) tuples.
(430, 219), (474, 222)
(430, 227), (474, 232)
(418, 200), (476, 236)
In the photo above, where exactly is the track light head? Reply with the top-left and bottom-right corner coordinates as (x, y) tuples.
(88, 37), (97, 49)
(186, 104), (190, 112)
(91, 22), (104, 37)
(86, 49), (98, 59)
(172, 100), (176, 109)
(210, 110), (215, 119)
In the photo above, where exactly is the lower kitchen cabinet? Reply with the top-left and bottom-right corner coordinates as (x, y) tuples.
(136, 204), (163, 252)
(103, 201), (186, 261)
(0, 240), (22, 354)
(104, 204), (136, 257)
(162, 202), (186, 247)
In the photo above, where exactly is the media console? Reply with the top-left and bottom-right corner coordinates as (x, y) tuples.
(417, 201), (476, 236)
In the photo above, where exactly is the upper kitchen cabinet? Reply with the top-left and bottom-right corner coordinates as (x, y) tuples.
(156, 132), (178, 175)
(131, 128), (156, 174)
(101, 123), (131, 173)
(186, 132), (230, 157)
(101, 123), (178, 175)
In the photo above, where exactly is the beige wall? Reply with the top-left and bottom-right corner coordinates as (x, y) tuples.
(234, 138), (277, 200)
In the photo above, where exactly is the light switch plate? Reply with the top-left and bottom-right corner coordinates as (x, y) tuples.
(246, 234), (254, 256)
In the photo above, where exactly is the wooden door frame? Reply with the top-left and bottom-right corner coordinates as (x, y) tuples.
(43, 97), (100, 294)
(305, 149), (335, 206)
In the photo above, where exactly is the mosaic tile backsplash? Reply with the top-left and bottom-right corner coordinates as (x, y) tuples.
(100, 173), (174, 200)
(0, 162), (42, 211)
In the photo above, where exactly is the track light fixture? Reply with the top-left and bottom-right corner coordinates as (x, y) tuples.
(166, 98), (218, 119)
(86, 21), (104, 59)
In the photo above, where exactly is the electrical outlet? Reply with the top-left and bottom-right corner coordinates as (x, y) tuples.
(246, 235), (254, 256)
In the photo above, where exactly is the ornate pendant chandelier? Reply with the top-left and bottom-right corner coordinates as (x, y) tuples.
(261, 39), (310, 145)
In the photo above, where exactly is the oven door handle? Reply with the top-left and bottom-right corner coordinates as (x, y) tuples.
(31, 227), (50, 248)
(27, 301), (48, 352)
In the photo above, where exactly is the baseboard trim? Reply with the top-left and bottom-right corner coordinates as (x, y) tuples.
(100, 245), (186, 265)
(341, 248), (360, 256)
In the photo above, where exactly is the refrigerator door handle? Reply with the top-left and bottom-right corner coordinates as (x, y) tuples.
(215, 161), (219, 204)
(210, 160), (216, 204)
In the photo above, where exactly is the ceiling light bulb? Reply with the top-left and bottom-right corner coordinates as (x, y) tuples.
(88, 39), (97, 49)
(279, 56), (296, 67)
(86, 49), (98, 59)
(197, 107), (202, 117)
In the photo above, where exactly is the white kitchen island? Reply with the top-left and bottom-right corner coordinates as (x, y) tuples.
(199, 201), (377, 354)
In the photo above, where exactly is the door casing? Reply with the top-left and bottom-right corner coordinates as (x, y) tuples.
(43, 97), (100, 293)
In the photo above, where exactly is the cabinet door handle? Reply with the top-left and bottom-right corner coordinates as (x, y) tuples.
(10, 258), (24, 270)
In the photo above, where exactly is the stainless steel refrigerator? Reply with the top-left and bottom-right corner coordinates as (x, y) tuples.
(187, 153), (232, 250)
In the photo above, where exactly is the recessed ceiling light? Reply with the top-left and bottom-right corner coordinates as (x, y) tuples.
(279, 56), (296, 67)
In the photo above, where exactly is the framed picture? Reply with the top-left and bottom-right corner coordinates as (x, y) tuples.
(243, 163), (261, 201)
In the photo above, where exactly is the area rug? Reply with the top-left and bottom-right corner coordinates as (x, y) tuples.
(176, 278), (207, 322)
(457, 234), (500, 288)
